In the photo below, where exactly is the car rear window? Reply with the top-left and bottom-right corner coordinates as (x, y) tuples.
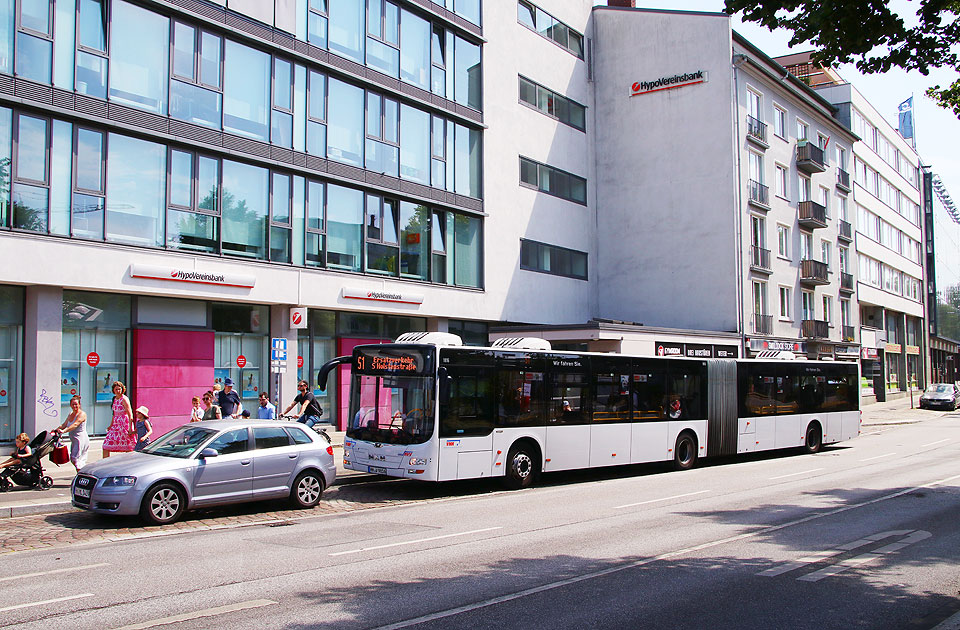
(285, 426), (314, 445)
(254, 426), (292, 449)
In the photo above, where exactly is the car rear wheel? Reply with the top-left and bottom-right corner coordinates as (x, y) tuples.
(140, 482), (186, 525)
(290, 471), (324, 508)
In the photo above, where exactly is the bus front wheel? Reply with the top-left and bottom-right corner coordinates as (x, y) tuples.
(804, 422), (823, 454)
(673, 432), (698, 471)
(504, 443), (540, 490)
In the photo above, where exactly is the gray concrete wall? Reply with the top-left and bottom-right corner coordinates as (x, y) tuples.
(23, 286), (64, 437)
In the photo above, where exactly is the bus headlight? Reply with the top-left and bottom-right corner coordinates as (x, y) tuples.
(408, 458), (427, 466)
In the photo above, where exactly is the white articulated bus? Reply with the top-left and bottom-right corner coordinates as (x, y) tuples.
(320, 333), (860, 488)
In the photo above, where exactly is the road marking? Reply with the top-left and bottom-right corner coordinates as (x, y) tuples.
(769, 468), (824, 480)
(921, 438), (951, 448)
(0, 593), (94, 612)
(109, 599), (276, 630)
(329, 527), (502, 556)
(0, 562), (110, 583)
(367, 474), (960, 630)
(613, 490), (709, 509)
(860, 452), (897, 462)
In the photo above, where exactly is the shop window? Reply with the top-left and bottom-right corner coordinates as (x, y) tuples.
(211, 303), (268, 334)
(297, 311), (336, 424)
(215, 333), (267, 406)
(0, 286), (24, 442)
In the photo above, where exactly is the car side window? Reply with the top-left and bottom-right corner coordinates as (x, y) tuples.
(253, 426), (292, 449)
(285, 427), (313, 445)
(207, 428), (249, 455)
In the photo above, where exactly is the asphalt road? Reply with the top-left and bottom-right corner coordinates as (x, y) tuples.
(2, 415), (959, 630)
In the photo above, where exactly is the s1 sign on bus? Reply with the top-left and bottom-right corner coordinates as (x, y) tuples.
(290, 307), (307, 329)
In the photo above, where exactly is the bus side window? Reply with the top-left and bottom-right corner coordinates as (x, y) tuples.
(593, 372), (630, 422)
(630, 370), (666, 420)
(668, 367), (703, 420)
(551, 372), (588, 424)
(498, 370), (546, 427)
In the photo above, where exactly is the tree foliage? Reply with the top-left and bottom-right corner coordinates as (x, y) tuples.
(724, 0), (960, 118)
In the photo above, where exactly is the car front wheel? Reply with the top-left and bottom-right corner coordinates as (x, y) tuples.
(140, 482), (186, 525)
(290, 470), (324, 508)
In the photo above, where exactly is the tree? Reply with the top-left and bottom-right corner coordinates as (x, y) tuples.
(724, 0), (960, 119)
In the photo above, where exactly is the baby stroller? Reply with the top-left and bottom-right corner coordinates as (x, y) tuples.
(0, 431), (55, 492)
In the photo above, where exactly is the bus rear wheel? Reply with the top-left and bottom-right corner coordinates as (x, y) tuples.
(504, 444), (539, 490)
(804, 422), (823, 454)
(673, 432), (698, 471)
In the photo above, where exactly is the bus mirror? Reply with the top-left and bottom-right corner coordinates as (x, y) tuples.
(438, 367), (451, 403)
(317, 355), (352, 390)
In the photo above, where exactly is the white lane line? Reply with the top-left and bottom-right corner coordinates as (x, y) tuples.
(613, 490), (709, 509)
(759, 530), (913, 576)
(769, 468), (824, 480)
(798, 552), (884, 581)
(329, 527), (502, 557)
(921, 438), (951, 448)
(860, 452), (897, 462)
(0, 593), (94, 613)
(0, 563), (110, 583)
(367, 474), (960, 630)
(109, 599), (276, 630)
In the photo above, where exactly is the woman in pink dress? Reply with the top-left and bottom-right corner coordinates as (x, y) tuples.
(101, 381), (136, 457)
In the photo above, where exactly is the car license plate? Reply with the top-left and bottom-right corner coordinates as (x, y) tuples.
(75, 487), (91, 498)
(368, 466), (388, 475)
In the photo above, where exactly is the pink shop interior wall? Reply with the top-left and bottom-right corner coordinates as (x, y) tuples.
(132, 329), (214, 435)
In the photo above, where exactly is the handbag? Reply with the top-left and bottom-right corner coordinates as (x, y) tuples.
(51, 444), (70, 465)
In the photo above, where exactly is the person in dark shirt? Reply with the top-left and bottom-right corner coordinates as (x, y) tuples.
(283, 380), (323, 428)
(217, 378), (243, 419)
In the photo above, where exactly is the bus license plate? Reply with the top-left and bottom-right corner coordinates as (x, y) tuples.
(368, 466), (388, 475)
(75, 488), (91, 498)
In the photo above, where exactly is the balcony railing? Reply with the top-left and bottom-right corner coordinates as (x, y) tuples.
(797, 141), (827, 173)
(842, 325), (855, 342)
(798, 200), (828, 229)
(840, 272), (854, 292)
(837, 168), (851, 191)
(748, 179), (770, 208)
(751, 245), (771, 272)
(800, 258), (830, 285)
(754, 313), (773, 335)
(838, 220), (853, 241)
(801, 319), (830, 339)
(746, 115), (768, 145)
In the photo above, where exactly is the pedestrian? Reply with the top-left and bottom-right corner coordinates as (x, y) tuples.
(240, 409), (251, 419)
(217, 378), (243, 419)
(0, 433), (30, 469)
(189, 396), (204, 422)
(53, 395), (90, 472)
(257, 392), (276, 419)
(101, 381), (136, 458)
(282, 380), (324, 428)
(201, 391), (222, 420)
(133, 406), (153, 451)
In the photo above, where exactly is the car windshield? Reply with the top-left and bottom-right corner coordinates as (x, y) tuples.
(142, 426), (218, 458)
(347, 373), (434, 445)
(926, 384), (952, 394)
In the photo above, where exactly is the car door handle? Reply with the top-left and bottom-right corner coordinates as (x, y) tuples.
(241, 460), (251, 465)
(288, 454), (298, 459)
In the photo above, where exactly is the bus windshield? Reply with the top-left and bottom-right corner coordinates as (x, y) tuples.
(347, 373), (434, 444)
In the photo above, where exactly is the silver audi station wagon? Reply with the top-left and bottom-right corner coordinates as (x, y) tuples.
(72, 421), (337, 524)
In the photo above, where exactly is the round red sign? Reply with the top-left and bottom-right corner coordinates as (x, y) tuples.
(86, 352), (100, 367)
(237, 355), (247, 368)
(292, 311), (303, 326)
(297, 355), (304, 368)
(0, 390), (6, 397)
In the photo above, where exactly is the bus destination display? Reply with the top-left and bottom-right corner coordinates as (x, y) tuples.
(355, 348), (428, 375)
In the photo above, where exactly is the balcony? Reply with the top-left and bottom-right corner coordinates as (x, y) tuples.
(840, 272), (855, 293)
(747, 180), (770, 209)
(838, 220), (853, 242)
(800, 259), (830, 285)
(754, 313), (773, 335)
(746, 115), (768, 147)
(837, 168), (851, 191)
(750, 245), (771, 273)
(796, 141), (826, 173)
(798, 200), (828, 229)
(842, 325), (855, 342)
(801, 319), (830, 339)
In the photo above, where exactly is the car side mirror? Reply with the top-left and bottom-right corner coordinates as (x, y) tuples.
(199, 448), (219, 458)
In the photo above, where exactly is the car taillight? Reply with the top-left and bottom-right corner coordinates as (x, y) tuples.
(326, 446), (334, 456)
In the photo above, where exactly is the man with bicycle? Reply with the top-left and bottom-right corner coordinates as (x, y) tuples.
(282, 380), (324, 428)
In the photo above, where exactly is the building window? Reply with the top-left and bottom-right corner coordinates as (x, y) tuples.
(307, 0), (328, 48)
(270, 172), (292, 263)
(105, 133), (166, 248)
(519, 157), (586, 205)
(822, 295), (832, 325)
(328, 0), (364, 63)
(839, 246), (850, 273)
(223, 40), (270, 141)
(516, 1), (584, 59)
(820, 185), (830, 217)
(399, 104), (430, 184)
(752, 280), (767, 317)
(166, 149), (219, 253)
(109, 0), (169, 115)
(72, 127), (106, 240)
(746, 88), (761, 121)
(773, 104), (787, 139)
(221, 159), (268, 259)
(796, 118), (808, 141)
(777, 224), (790, 259)
(779, 286), (791, 320)
(15, 0), (53, 84)
(365, 194), (399, 275)
(272, 58), (294, 148)
(399, 201), (428, 280)
(327, 77), (364, 167)
(520, 239), (587, 280)
(750, 215), (766, 248)
(801, 290), (814, 320)
(518, 76), (586, 131)
(775, 164), (788, 199)
(748, 151), (763, 185)
(800, 231), (812, 261)
(821, 240), (831, 270)
(840, 299), (850, 327)
(366, 0), (400, 78)
(170, 22), (223, 131)
(798, 174), (811, 202)
(306, 70), (327, 157)
(399, 6), (429, 90)
(326, 183), (364, 271)
(365, 92), (400, 176)
(76, 0), (109, 99)
(12, 112), (50, 232)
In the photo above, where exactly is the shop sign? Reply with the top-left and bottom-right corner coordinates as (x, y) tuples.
(129, 264), (256, 289)
(86, 352), (100, 367)
(906, 345), (920, 355)
(885, 343), (902, 354)
(713, 345), (739, 358)
(685, 343), (712, 358)
(655, 342), (684, 357)
(861, 348), (879, 360)
(237, 355), (247, 368)
(749, 339), (805, 353)
(630, 70), (707, 97)
(290, 307), (307, 329)
(297, 356), (304, 368)
(835, 346), (860, 358)
(342, 287), (424, 305)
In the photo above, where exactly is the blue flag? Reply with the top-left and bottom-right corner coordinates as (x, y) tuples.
(898, 97), (914, 142)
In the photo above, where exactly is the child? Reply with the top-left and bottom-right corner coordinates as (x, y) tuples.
(0, 433), (31, 469)
(190, 396), (203, 422)
(134, 407), (153, 451)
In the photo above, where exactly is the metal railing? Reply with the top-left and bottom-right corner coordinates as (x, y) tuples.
(798, 200), (827, 227)
(801, 319), (830, 338)
(751, 245), (771, 271)
(840, 272), (854, 291)
(800, 258), (829, 283)
(746, 115), (768, 144)
(837, 168), (851, 189)
(797, 141), (826, 171)
(838, 220), (852, 240)
(748, 179), (770, 207)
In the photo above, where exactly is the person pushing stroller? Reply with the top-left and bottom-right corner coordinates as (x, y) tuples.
(0, 432), (55, 491)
